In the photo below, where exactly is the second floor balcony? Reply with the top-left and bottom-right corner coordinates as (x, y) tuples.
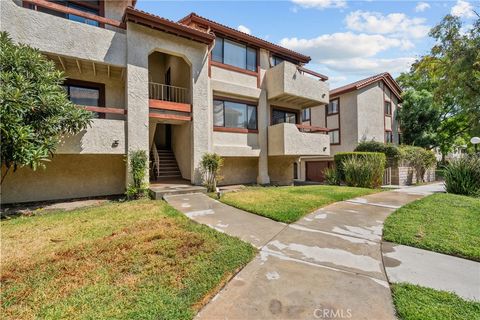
(266, 61), (329, 109)
(268, 123), (330, 157)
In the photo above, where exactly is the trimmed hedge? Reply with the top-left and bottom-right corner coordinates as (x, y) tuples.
(354, 140), (401, 160)
(334, 152), (386, 188)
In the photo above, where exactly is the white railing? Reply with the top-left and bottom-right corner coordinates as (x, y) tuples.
(149, 82), (189, 104)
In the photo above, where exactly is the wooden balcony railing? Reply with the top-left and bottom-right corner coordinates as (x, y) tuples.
(296, 124), (329, 133)
(81, 106), (127, 119)
(23, 0), (125, 29)
(149, 82), (189, 104)
(297, 66), (328, 81)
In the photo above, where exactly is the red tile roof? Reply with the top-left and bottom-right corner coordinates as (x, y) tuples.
(123, 7), (215, 44)
(330, 72), (402, 100)
(178, 13), (311, 64)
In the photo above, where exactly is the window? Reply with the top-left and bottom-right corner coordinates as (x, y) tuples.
(293, 162), (298, 180)
(35, 1), (101, 26)
(63, 80), (104, 118)
(327, 99), (339, 115)
(272, 109), (297, 125)
(384, 101), (392, 115)
(213, 99), (257, 131)
(212, 37), (257, 72)
(398, 133), (402, 144)
(329, 129), (340, 144)
(385, 131), (393, 143)
(271, 55), (285, 67)
(302, 108), (311, 121)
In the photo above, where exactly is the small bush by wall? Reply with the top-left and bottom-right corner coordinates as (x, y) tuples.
(324, 167), (340, 185)
(354, 140), (401, 161)
(334, 152), (386, 188)
(126, 150), (148, 199)
(399, 146), (436, 183)
(444, 156), (480, 197)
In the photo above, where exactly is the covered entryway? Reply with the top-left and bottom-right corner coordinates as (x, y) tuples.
(306, 161), (333, 182)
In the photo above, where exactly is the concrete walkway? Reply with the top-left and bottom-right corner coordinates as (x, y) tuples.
(383, 242), (480, 302)
(165, 190), (427, 319)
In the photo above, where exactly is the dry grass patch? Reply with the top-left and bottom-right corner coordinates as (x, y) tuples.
(1, 200), (255, 320)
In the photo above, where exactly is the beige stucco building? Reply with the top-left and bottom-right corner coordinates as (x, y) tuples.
(298, 73), (402, 182)
(1, 0), (332, 204)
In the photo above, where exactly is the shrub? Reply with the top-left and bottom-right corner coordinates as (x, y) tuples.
(126, 150), (148, 199)
(200, 153), (223, 192)
(399, 146), (436, 183)
(323, 167), (340, 185)
(341, 155), (386, 188)
(355, 140), (401, 160)
(443, 156), (480, 197)
(334, 152), (386, 184)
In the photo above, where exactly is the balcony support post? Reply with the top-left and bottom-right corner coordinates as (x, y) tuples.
(257, 87), (271, 185)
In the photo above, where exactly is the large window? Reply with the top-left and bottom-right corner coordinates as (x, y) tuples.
(34, 1), (101, 26)
(63, 80), (104, 118)
(212, 37), (257, 72)
(329, 129), (340, 144)
(384, 101), (392, 115)
(214, 99), (257, 131)
(327, 99), (339, 115)
(272, 108), (297, 125)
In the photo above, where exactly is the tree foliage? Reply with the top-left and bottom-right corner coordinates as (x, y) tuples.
(126, 150), (149, 199)
(0, 32), (91, 182)
(397, 14), (479, 157)
(200, 153), (223, 192)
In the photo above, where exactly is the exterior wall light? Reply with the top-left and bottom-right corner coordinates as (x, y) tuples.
(112, 140), (119, 147)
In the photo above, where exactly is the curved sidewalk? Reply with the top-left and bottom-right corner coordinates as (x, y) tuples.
(165, 189), (430, 319)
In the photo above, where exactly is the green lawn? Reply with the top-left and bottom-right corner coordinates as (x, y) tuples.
(1, 200), (255, 320)
(218, 185), (379, 223)
(392, 283), (480, 320)
(383, 193), (480, 261)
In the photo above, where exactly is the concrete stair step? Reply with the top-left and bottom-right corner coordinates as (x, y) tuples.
(149, 185), (207, 200)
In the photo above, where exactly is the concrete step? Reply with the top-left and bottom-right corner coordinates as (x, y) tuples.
(149, 185), (207, 200)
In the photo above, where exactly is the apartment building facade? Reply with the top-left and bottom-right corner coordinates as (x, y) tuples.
(1, 0), (331, 204)
(298, 73), (402, 182)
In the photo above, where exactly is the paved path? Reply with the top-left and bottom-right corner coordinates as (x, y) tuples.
(165, 189), (428, 319)
(383, 242), (480, 302)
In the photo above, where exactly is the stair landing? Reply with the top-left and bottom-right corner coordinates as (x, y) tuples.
(149, 178), (207, 200)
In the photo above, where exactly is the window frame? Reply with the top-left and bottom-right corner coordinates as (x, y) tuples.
(302, 108), (311, 121)
(385, 130), (394, 143)
(384, 100), (392, 116)
(270, 107), (300, 126)
(63, 78), (105, 118)
(327, 98), (340, 115)
(210, 36), (258, 74)
(213, 96), (258, 133)
(328, 129), (340, 145)
(27, 1), (105, 27)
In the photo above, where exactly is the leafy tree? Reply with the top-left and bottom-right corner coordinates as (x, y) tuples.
(397, 14), (479, 159)
(0, 32), (91, 183)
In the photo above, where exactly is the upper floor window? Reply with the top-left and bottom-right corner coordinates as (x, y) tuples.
(212, 37), (257, 72)
(272, 108), (297, 125)
(214, 99), (257, 131)
(29, 1), (101, 27)
(63, 79), (105, 118)
(302, 108), (311, 121)
(271, 55), (285, 67)
(384, 101), (392, 115)
(327, 99), (339, 115)
(329, 129), (340, 144)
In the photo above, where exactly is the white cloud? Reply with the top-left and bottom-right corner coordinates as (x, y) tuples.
(280, 32), (412, 61)
(291, 0), (347, 10)
(321, 57), (415, 74)
(345, 10), (430, 39)
(451, 0), (476, 18)
(415, 2), (431, 12)
(237, 25), (251, 35)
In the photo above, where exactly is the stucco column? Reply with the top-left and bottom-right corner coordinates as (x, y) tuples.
(190, 54), (211, 185)
(257, 88), (270, 184)
(125, 23), (150, 186)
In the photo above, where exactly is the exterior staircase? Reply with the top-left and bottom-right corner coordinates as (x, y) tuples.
(152, 149), (182, 179)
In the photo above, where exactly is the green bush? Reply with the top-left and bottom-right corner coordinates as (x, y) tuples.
(334, 152), (386, 183)
(200, 153), (223, 192)
(399, 146), (436, 183)
(341, 155), (386, 188)
(126, 150), (148, 199)
(354, 140), (401, 160)
(444, 156), (480, 197)
(323, 167), (340, 185)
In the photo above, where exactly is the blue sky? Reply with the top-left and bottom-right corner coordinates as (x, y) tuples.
(136, 0), (479, 87)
